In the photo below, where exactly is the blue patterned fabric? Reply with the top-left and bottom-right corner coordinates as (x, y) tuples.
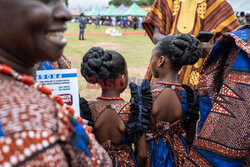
(199, 95), (213, 129)
(39, 61), (54, 70)
(199, 27), (250, 130)
(69, 118), (90, 156)
(178, 90), (188, 114)
(0, 120), (5, 137)
(205, 42), (232, 66)
(150, 134), (189, 167)
(150, 136), (175, 167)
(195, 148), (244, 166)
(232, 50), (250, 72)
(186, 27), (250, 166)
(231, 27), (250, 42)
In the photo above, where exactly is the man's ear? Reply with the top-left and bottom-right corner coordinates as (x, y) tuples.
(158, 56), (165, 67)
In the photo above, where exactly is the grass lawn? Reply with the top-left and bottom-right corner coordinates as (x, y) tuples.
(64, 23), (154, 101)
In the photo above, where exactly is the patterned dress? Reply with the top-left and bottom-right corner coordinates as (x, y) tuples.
(89, 101), (137, 167)
(143, 0), (240, 89)
(0, 77), (112, 166)
(146, 83), (196, 167)
(183, 26), (250, 166)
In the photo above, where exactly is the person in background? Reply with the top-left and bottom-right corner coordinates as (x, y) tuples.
(96, 14), (101, 28)
(246, 13), (250, 24)
(79, 13), (86, 40)
(112, 17), (116, 27)
(143, 0), (240, 90)
(80, 47), (152, 167)
(124, 17), (128, 28)
(121, 17), (125, 28)
(138, 17), (143, 29)
(239, 11), (247, 26)
(133, 17), (138, 30)
(0, 0), (112, 166)
(147, 34), (200, 166)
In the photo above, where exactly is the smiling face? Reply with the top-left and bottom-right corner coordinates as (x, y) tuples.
(0, 0), (72, 67)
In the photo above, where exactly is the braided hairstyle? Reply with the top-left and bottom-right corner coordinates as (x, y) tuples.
(81, 47), (126, 84)
(154, 34), (201, 71)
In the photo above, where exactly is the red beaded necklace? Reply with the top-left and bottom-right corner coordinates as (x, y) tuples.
(0, 63), (92, 133)
(97, 96), (125, 101)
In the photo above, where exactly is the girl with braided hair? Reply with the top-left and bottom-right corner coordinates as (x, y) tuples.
(147, 34), (201, 167)
(80, 47), (152, 167)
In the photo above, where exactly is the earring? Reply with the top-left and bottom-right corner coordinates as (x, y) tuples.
(158, 64), (162, 68)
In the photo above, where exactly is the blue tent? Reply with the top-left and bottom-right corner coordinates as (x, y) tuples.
(111, 4), (128, 17)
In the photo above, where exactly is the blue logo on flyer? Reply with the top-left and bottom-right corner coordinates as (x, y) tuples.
(37, 73), (77, 80)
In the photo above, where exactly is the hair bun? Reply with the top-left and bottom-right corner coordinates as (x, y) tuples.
(81, 47), (113, 83)
(170, 34), (201, 68)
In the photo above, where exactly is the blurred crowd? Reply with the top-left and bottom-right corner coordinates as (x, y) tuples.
(236, 11), (250, 25)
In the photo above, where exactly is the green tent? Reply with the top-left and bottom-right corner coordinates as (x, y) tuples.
(86, 7), (100, 17)
(101, 4), (117, 16)
(121, 3), (147, 17)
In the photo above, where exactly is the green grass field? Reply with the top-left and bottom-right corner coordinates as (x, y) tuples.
(64, 23), (154, 101)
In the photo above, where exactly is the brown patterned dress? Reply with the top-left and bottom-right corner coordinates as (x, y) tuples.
(89, 101), (137, 167)
(0, 77), (112, 167)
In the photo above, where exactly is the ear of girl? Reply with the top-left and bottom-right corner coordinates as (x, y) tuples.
(158, 56), (165, 68)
